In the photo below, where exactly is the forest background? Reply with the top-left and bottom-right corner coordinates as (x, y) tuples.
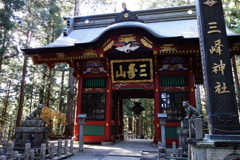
(0, 0), (240, 140)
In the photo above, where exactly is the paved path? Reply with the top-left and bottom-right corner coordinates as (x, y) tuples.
(65, 139), (164, 160)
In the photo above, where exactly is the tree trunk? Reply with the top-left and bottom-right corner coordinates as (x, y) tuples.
(64, 68), (74, 136)
(0, 81), (11, 127)
(196, 85), (202, 114)
(136, 115), (141, 138)
(39, 65), (47, 104)
(0, 54), (3, 73)
(74, 0), (81, 16)
(63, 0), (81, 137)
(46, 69), (52, 107)
(232, 55), (240, 110)
(58, 69), (65, 112)
(129, 116), (132, 131)
(16, 56), (28, 127)
(30, 79), (34, 113)
(0, 29), (8, 73)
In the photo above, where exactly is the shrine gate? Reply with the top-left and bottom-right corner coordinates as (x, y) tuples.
(22, 5), (240, 145)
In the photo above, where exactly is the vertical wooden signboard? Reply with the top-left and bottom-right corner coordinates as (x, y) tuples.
(196, 0), (240, 137)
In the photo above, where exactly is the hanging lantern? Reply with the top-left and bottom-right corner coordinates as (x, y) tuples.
(131, 102), (145, 115)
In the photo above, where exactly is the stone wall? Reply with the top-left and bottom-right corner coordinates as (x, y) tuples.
(189, 143), (240, 160)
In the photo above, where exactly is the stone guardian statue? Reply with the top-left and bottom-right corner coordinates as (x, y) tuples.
(26, 104), (43, 120)
(182, 101), (202, 120)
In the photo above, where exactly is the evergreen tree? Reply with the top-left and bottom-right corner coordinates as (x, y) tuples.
(223, 0), (240, 33)
(0, 0), (24, 72)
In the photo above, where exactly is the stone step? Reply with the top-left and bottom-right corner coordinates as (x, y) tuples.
(102, 156), (140, 160)
(108, 149), (142, 157)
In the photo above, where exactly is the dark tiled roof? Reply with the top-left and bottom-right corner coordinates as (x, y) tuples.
(23, 5), (239, 50)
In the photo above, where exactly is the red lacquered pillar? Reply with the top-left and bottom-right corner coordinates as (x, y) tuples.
(73, 77), (83, 140)
(188, 59), (196, 107)
(103, 75), (113, 142)
(153, 51), (161, 143)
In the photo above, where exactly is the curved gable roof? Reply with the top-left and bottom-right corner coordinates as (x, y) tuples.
(22, 5), (239, 54)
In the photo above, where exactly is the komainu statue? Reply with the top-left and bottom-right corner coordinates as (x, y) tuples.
(26, 104), (43, 120)
(182, 101), (202, 120)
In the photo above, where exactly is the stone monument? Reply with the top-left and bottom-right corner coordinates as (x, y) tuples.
(14, 104), (49, 148)
(188, 1), (240, 159)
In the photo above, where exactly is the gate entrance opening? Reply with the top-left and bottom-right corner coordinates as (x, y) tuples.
(113, 90), (154, 140)
(122, 98), (155, 140)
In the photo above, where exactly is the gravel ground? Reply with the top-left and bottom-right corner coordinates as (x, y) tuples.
(65, 139), (159, 160)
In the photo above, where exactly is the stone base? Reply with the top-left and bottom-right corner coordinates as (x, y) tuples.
(14, 126), (49, 148)
(188, 139), (240, 160)
(152, 143), (157, 148)
(101, 141), (113, 145)
(114, 139), (121, 143)
(204, 134), (240, 141)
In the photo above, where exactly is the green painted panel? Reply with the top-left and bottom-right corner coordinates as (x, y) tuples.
(160, 75), (187, 86)
(84, 125), (104, 136)
(165, 126), (179, 139)
(84, 78), (106, 88)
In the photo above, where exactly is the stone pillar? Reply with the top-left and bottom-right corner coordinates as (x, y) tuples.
(57, 139), (62, 157)
(49, 143), (55, 159)
(123, 129), (128, 140)
(29, 150), (34, 160)
(158, 113), (167, 147)
(64, 140), (68, 155)
(158, 113), (167, 160)
(196, 0), (240, 138)
(177, 120), (189, 156)
(24, 143), (31, 160)
(40, 143), (46, 160)
(194, 118), (203, 141)
(70, 140), (74, 154)
(78, 114), (87, 152)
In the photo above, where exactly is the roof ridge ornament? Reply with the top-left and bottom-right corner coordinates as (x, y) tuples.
(112, 2), (144, 24)
(63, 17), (74, 36)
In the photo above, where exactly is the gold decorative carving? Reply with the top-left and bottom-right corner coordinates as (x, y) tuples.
(153, 51), (158, 55)
(140, 38), (153, 48)
(160, 44), (177, 52)
(124, 13), (129, 18)
(103, 40), (114, 51)
(120, 34), (133, 37)
(31, 54), (40, 57)
(203, 0), (218, 7)
(56, 53), (65, 57)
(82, 50), (98, 58)
(118, 36), (136, 43)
